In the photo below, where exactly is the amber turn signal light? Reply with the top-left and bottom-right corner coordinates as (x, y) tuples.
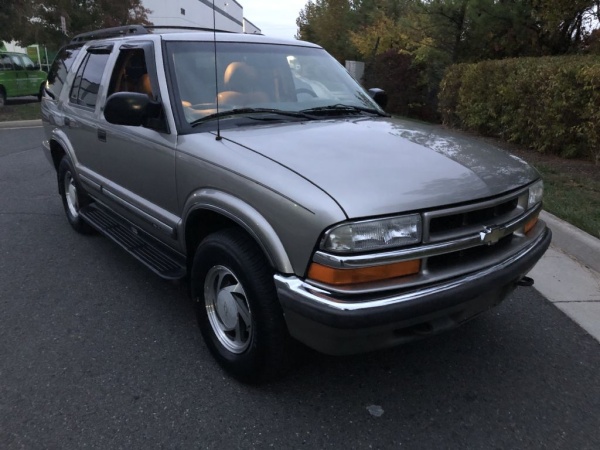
(524, 215), (539, 234)
(307, 260), (421, 286)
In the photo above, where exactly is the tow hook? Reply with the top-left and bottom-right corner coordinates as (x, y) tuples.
(517, 276), (535, 287)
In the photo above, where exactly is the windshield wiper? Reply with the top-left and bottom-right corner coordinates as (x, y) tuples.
(189, 108), (313, 127)
(300, 104), (387, 117)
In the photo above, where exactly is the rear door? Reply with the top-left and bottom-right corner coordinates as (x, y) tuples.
(61, 44), (113, 180)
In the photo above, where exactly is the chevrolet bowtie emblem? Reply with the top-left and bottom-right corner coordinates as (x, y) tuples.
(480, 225), (504, 245)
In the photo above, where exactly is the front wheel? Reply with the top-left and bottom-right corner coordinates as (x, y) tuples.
(58, 156), (94, 234)
(191, 229), (292, 382)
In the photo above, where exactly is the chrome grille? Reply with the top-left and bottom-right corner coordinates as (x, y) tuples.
(422, 189), (529, 244)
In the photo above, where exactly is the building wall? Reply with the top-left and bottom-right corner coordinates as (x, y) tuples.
(143, 0), (248, 33)
(243, 18), (261, 34)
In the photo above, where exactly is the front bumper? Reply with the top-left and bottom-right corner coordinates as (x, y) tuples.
(275, 227), (551, 355)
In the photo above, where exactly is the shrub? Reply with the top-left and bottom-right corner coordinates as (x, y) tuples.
(439, 56), (600, 163)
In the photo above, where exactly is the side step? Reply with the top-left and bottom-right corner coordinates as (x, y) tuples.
(80, 203), (186, 280)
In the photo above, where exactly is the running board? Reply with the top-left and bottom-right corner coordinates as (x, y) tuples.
(80, 204), (186, 280)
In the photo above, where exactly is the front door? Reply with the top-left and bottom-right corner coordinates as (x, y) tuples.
(93, 43), (179, 243)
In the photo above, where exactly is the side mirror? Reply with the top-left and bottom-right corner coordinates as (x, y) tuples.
(104, 92), (163, 130)
(368, 88), (388, 110)
(33, 63), (41, 71)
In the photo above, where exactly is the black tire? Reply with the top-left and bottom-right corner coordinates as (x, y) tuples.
(58, 156), (94, 234)
(191, 228), (292, 383)
(0, 88), (6, 108)
(37, 83), (44, 101)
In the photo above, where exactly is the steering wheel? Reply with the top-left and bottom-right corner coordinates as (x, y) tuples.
(295, 88), (317, 98)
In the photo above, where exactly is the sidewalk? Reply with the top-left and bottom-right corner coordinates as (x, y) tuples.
(530, 211), (600, 343)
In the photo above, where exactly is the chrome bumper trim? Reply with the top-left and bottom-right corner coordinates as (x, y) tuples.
(275, 228), (548, 312)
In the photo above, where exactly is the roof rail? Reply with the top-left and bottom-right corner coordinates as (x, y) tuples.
(68, 24), (249, 45)
(70, 25), (149, 44)
(145, 25), (235, 34)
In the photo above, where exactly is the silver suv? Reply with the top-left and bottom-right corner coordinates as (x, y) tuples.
(41, 26), (551, 381)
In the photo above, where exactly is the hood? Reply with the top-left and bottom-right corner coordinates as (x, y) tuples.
(221, 117), (539, 218)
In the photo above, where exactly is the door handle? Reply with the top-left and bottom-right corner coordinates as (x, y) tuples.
(64, 117), (79, 128)
(97, 129), (107, 142)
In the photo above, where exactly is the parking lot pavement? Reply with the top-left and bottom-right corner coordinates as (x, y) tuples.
(1, 125), (599, 448)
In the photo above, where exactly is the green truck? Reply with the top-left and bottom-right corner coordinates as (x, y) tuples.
(0, 51), (47, 107)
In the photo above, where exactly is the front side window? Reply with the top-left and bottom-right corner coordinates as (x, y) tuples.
(21, 55), (35, 70)
(107, 48), (153, 98)
(166, 42), (380, 126)
(69, 51), (110, 108)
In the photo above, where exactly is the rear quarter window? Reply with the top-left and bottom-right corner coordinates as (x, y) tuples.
(46, 46), (81, 99)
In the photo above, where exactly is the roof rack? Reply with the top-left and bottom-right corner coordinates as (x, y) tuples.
(145, 25), (235, 34)
(69, 24), (239, 44)
(70, 25), (149, 44)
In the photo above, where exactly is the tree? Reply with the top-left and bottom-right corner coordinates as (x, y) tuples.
(296, 0), (358, 62)
(0, 1), (36, 44)
(0, 0), (152, 49)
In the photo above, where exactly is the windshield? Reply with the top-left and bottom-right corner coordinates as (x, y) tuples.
(166, 41), (382, 126)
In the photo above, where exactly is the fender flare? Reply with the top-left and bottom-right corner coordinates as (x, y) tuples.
(50, 128), (78, 168)
(181, 189), (294, 274)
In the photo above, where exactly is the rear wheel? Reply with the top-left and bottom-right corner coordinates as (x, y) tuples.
(58, 156), (94, 234)
(191, 228), (292, 382)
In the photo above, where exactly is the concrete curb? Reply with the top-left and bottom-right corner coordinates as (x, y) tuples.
(540, 210), (600, 274)
(0, 119), (43, 128)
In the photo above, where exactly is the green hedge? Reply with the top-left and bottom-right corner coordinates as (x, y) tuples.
(439, 56), (600, 163)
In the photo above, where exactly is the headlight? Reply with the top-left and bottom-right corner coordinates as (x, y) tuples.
(528, 180), (544, 208)
(322, 214), (422, 253)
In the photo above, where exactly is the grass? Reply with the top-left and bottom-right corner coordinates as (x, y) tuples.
(535, 164), (600, 239)
(0, 99), (41, 121)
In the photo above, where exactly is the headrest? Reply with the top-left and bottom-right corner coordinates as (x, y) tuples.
(223, 62), (258, 92)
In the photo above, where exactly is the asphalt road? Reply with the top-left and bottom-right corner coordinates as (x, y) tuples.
(1, 126), (599, 449)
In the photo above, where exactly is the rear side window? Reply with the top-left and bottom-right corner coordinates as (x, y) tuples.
(46, 46), (81, 99)
(69, 51), (110, 108)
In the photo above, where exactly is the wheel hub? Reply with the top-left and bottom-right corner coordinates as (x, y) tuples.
(64, 172), (79, 218)
(204, 265), (252, 354)
(216, 289), (238, 330)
